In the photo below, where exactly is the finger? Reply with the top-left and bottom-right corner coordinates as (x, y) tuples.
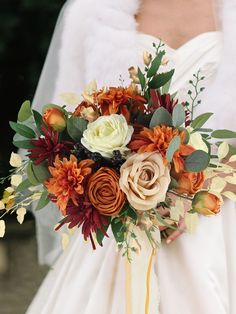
(166, 218), (185, 244)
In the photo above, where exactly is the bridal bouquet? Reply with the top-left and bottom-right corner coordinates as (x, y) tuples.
(1, 43), (236, 260)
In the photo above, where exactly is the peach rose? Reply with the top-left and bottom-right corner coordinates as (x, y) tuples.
(173, 171), (205, 196)
(43, 107), (66, 132)
(73, 101), (99, 123)
(119, 152), (171, 211)
(88, 167), (125, 216)
(192, 191), (221, 216)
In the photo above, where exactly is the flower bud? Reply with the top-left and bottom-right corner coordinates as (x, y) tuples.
(73, 101), (99, 123)
(128, 66), (138, 78)
(143, 51), (152, 66)
(161, 57), (169, 66)
(43, 108), (66, 132)
(192, 191), (221, 216)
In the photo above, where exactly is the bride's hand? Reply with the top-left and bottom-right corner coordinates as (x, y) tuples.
(158, 193), (191, 244)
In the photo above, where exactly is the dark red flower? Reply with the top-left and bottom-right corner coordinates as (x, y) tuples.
(55, 197), (110, 250)
(149, 90), (178, 114)
(28, 126), (73, 165)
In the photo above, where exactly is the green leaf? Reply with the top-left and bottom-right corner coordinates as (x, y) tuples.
(161, 79), (172, 94)
(13, 140), (35, 149)
(148, 69), (175, 89)
(96, 218), (111, 246)
(185, 150), (210, 172)
(172, 104), (185, 127)
(67, 116), (88, 141)
(18, 100), (32, 122)
(147, 51), (165, 78)
(111, 218), (125, 243)
(229, 144), (236, 155)
(149, 107), (173, 128)
(35, 190), (50, 211)
(32, 110), (45, 135)
(126, 205), (137, 222)
(166, 136), (181, 162)
(27, 162), (41, 186)
(191, 112), (213, 129)
(137, 67), (146, 90)
(31, 163), (51, 183)
(10, 121), (35, 139)
(16, 178), (32, 193)
(211, 129), (236, 139)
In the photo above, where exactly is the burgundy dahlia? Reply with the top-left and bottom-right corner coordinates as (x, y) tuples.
(55, 197), (110, 250)
(28, 126), (73, 165)
(149, 89), (178, 114)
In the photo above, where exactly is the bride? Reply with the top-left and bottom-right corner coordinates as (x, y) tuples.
(26, 0), (236, 313)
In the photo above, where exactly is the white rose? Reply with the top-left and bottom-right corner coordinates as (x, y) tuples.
(119, 152), (171, 211)
(81, 114), (133, 158)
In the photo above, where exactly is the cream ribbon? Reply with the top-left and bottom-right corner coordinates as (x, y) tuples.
(125, 227), (160, 314)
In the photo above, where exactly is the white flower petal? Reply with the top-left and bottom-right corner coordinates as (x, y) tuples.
(10, 152), (22, 168)
(16, 207), (27, 224)
(0, 220), (6, 238)
(11, 175), (23, 187)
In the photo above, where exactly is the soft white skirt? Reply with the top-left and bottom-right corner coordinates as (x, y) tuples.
(26, 201), (236, 314)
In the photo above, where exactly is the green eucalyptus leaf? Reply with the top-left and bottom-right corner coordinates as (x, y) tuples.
(148, 69), (175, 89)
(31, 163), (51, 183)
(191, 112), (213, 129)
(13, 140), (35, 149)
(35, 190), (50, 211)
(32, 110), (45, 135)
(16, 178), (32, 193)
(147, 51), (165, 78)
(137, 67), (146, 90)
(149, 107), (173, 128)
(211, 129), (236, 139)
(172, 104), (185, 127)
(166, 136), (181, 162)
(27, 162), (41, 186)
(185, 150), (210, 172)
(10, 121), (35, 139)
(18, 100), (32, 122)
(67, 116), (88, 142)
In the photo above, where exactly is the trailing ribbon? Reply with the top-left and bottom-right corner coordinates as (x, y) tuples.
(125, 226), (160, 314)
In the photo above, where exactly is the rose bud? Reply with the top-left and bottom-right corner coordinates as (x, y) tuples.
(143, 51), (152, 66)
(43, 107), (66, 132)
(192, 191), (221, 216)
(172, 170), (205, 196)
(73, 101), (99, 123)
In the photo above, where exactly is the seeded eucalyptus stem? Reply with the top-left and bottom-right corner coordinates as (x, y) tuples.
(187, 70), (205, 120)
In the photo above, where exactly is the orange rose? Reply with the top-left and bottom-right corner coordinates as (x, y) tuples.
(73, 101), (99, 123)
(88, 167), (125, 216)
(43, 108), (66, 132)
(192, 191), (221, 216)
(173, 171), (205, 196)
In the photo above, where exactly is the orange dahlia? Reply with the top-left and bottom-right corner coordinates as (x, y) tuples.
(45, 155), (94, 214)
(128, 125), (194, 173)
(95, 86), (146, 123)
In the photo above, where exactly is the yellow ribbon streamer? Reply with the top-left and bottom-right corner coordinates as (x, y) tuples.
(126, 248), (156, 314)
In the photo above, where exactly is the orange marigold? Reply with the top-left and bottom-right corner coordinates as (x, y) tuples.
(45, 155), (94, 215)
(128, 125), (194, 173)
(95, 86), (146, 123)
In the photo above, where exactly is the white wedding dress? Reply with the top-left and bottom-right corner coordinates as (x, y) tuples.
(26, 31), (236, 314)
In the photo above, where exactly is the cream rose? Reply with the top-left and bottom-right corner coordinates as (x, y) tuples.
(81, 114), (133, 158)
(119, 152), (171, 211)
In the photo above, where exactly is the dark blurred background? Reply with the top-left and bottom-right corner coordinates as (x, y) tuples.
(0, 1), (65, 313)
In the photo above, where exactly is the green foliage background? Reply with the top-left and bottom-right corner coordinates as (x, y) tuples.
(0, 0), (65, 184)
